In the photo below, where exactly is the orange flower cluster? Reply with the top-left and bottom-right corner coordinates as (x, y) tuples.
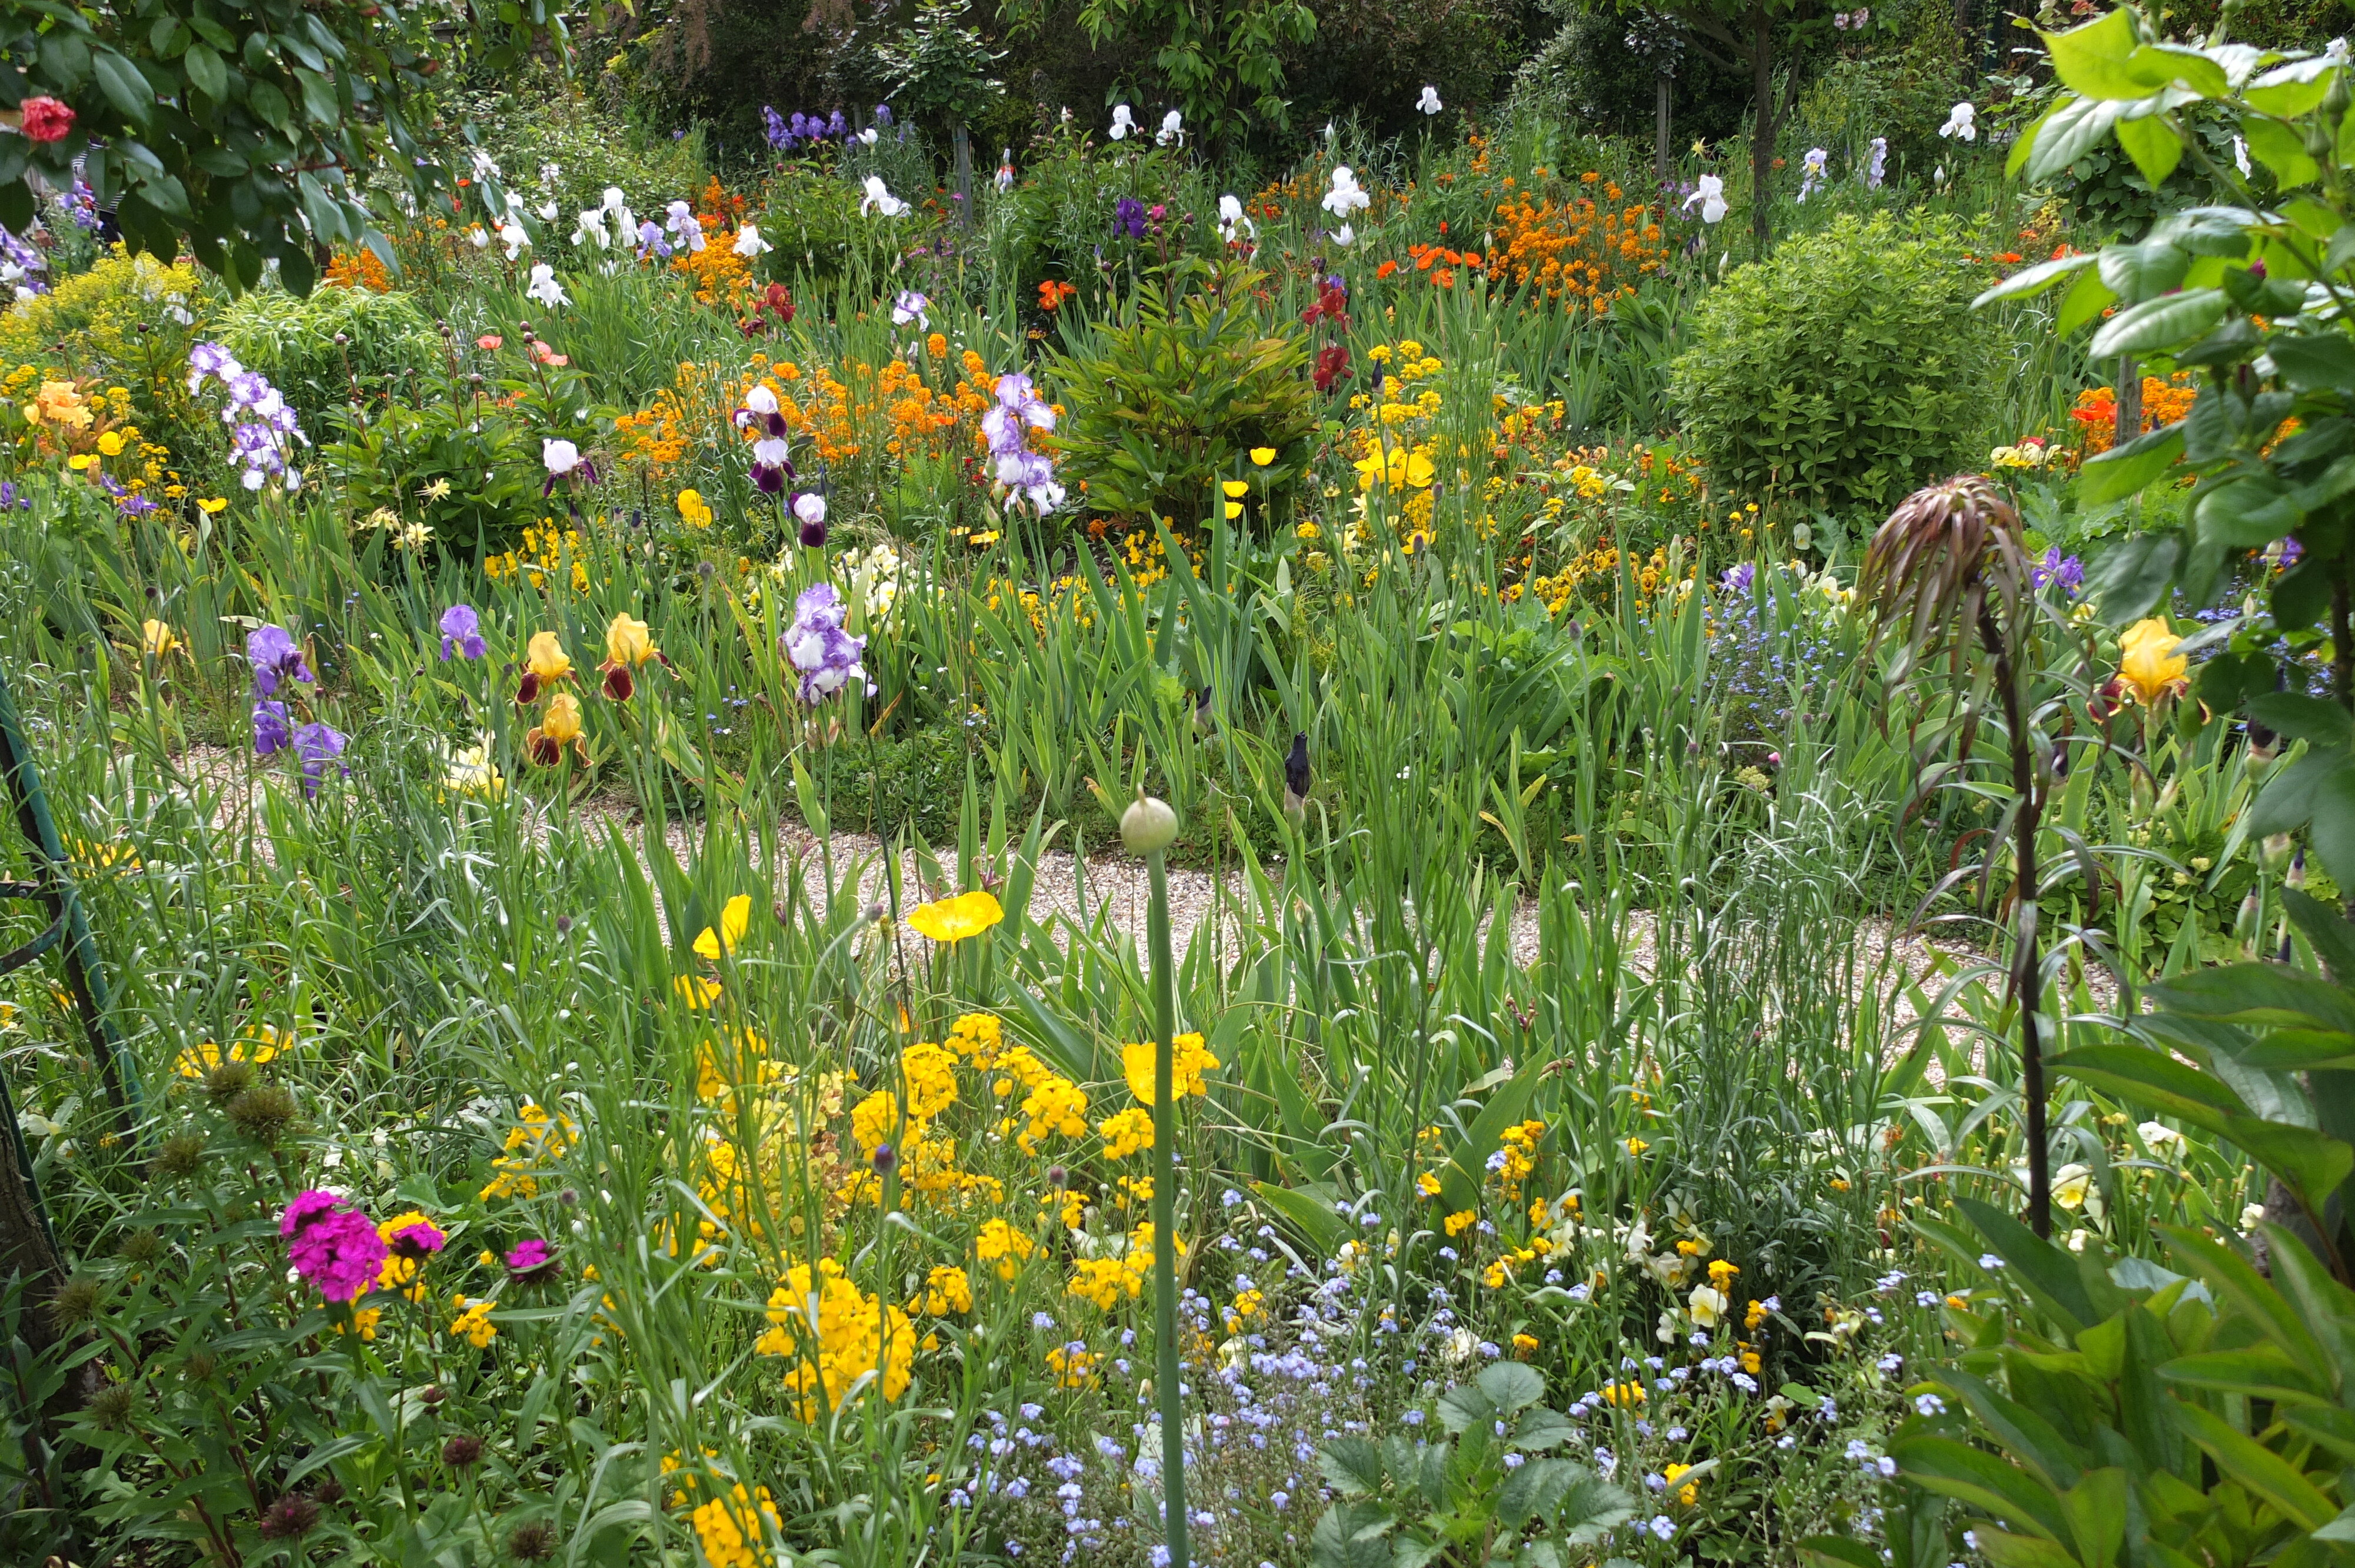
(738, 348), (1008, 469)
(2071, 376), (2198, 454)
(615, 361), (742, 480)
(326, 248), (393, 293)
(695, 177), (748, 235)
(1487, 181), (1664, 310)
(673, 240), (755, 309)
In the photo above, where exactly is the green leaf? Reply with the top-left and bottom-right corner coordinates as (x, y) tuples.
(2158, 1346), (2331, 1405)
(1797, 1540), (1881, 1568)
(2161, 1225), (2330, 1381)
(2194, 477), (2303, 550)
(1975, 251), (2099, 308)
(2079, 426), (2185, 507)
(1892, 1434), (2072, 1543)
(2098, 237), (2191, 303)
(2028, 96), (2133, 184)
(1319, 1437), (1386, 1497)
(2245, 117), (2320, 190)
(2049, 1042), (2253, 1119)
(2088, 288), (2227, 359)
(1497, 1456), (1573, 1527)
(2313, 767), (2355, 891)
(182, 41), (227, 101)
(2124, 43), (2231, 97)
(2057, 267), (2120, 336)
(2284, 890), (2355, 982)
(2059, 1468), (2127, 1568)
(1956, 1197), (2101, 1336)
(2172, 1398), (2339, 1529)
(2248, 748), (2353, 836)
(2116, 114), (2184, 184)
(1251, 1180), (1349, 1257)
(2044, 8), (2150, 101)
(2151, 961), (2355, 1033)
(1474, 1360), (1545, 1415)
(2246, 58), (2339, 118)
(2250, 693), (2355, 749)
(92, 49), (154, 128)
(2266, 333), (2355, 393)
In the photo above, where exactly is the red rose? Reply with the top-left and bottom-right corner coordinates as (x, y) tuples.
(19, 97), (74, 144)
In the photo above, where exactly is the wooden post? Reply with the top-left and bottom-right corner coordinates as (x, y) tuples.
(1656, 72), (1672, 190)
(2115, 356), (2142, 446)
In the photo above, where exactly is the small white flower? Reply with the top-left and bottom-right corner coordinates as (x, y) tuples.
(525, 264), (569, 308)
(468, 225), (490, 248)
(601, 186), (628, 211)
(1333, 223), (1355, 247)
(538, 201), (559, 221)
(1416, 85), (1442, 115)
(2138, 1120), (2184, 1154)
(543, 438), (583, 476)
(859, 127), (880, 145)
(892, 290), (930, 327)
(1938, 101), (1976, 141)
(1683, 174), (1727, 224)
(1797, 147), (1827, 202)
(2241, 1202), (2268, 1232)
(2234, 135), (2252, 177)
(861, 176), (908, 217)
(734, 224), (772, 257)
(996, 150), (1015, 192)
(1110, 104), (1136, 141)
(794, 491), (827, 525)
(1157, 108), (1183, 145)
(497, 222), (530, 260)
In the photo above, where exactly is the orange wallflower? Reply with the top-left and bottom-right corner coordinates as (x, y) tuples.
(1038, 280), (1079, 311)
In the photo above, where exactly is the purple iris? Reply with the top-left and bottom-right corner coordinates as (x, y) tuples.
(981, 373), (1064, 516)
(2032, 547), (2084, 594)
(1720, 563), (1755, 596)
(246, 624), (314, 696)
(439, 604), (486, 661)
(0, 481), (22, 510)
(874, 104), (894, 127)
(636, 221), (671, 260)
(1115, 197), (1146, 240)
(293, 723), (349, 799)
(764, 105), (791, 150)
(253, 699), (292, 757)
(827, 109), (848, 138)
(782, 583), (868, 703)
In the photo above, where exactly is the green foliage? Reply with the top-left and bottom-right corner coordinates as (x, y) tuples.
(451, 70), (714, 229)
(1987, 6), (2355, 868)
(1795, 16), (1971, 178)
(1049, 263), (1317, 526)
(215, 284), (439, 427)
(0, 0), (543, 293)
(1669, 212), (1991, 519)
(1007, 0), (1318, 153)
(872, 0), (1004, 132)
(1311, 1363), (1637, 1568)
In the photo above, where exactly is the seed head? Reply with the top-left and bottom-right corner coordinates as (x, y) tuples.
(258, 1493), (321, 1540)
(226, 1084), (300, 1144)
(442, 1433), (484, 1468)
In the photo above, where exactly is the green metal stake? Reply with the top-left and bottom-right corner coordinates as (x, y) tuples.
(1123, 787), (1188, 1568)
(0, 665), (140, 1141)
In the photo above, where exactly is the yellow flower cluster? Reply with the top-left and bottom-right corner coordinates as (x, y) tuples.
(1119, 1033), (1219, 1106)
(916, 1264), (974, 1314)
(480, 1102), (575, 1202)
(1489, 1118), (1547, 1200)
(1098, 1107), (1153, 1160)
(756, 1258), (915, 1418)
(689, 1483), (780, 1568)
(977, 1217), (1036, 1280)
(484, 523), (593, 593)
(1066, 1222), (1175, 1310)
(449, 1291), (497, 1348)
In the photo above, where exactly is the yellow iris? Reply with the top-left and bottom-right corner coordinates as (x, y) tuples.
(526, 630), (572, 684)
(605, 612), (657, 667)
(2117, 617), (2187, 705)
(677, 488), (713, 529)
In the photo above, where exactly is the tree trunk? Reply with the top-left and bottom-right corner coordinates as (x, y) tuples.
(1983, 607), (2051, 1239)
(952, 125), (974, 229)
(1655, 72), (1672, 191)
(1750, 4), (1773, 257)
(2116, 356), (2142, 448)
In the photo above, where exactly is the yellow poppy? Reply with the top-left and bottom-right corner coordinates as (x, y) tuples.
(2117, 617), (2186, 705)
(1224, 501), (1244, 519)
(97, 430), (125, 457)
(1249, 447), (1276, 466)
(906, 890), (1004, 943)
(196, 497), (228, 514)
(677, 488), (713, 529)
(1220, 480), (1248, 499)
(693, 894), (754, 961)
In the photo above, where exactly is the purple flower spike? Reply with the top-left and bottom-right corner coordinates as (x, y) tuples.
(246, 624), (314, 696)
(253, 699), (293, 757)
(439, 604), (486, 662)
(293, 722), (350, 799)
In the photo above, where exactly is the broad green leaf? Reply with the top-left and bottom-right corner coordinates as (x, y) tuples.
(2049, 1042), (2253, 1118)
(1975, 251), (2099, 308)
(2251, 693), (2355, 748)
(1957, 1197), (2102, 1336)
(1474, 1360), (1545, 1415)
(1319, 1437), (1386, 1496)
(2044, 8), (2150, 101)
(2088, 288), (2226, 358)
(2124, 43), (2231, 97)
(2245, 117), (2320, 189)
(2098, 238), (2190, 302)
(2158, 1346), (2330, 1405)
(2078, 426), (2185, 507)
(2057, 266), (2120, 336)
(2194, 477), (2304, 550)
(2028, 95), (2133, 184)
(2116, 114), (2184, 184)
(1892, 1434), (2072, 1542)
(2313, 767), (2355, 891)
(2151, 961), (2355, 1033)
(1251, 1180), (1349, 1257)
(2246, 58), (2339, 117)
(181, 41), (227, 101)
(2161, 1225), (2330, 1381)
(1497, 1456), (1573, 1527)
(2172, 1398), (2339, 1529)
(2248, 749), (2353, 836)
(2059, 1468), (2127, 1568)
(92, 49), (154, 128)
(2284, 890), (2355, 981)
(2266, 334), (2355, 393)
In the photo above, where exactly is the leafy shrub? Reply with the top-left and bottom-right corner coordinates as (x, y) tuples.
(1668, 212), (1990, 520)
(1049, 261), (1316, 527)
(215, 284), (439, 428)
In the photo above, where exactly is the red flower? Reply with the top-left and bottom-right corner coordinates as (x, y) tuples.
(19, 97), (75, 144)
(1313, 343), (1352, 393)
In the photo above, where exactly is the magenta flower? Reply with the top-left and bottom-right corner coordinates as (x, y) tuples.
(282, 1190), (388, 1304)
(386, 1216), (448, 1258)
(505, 1238), (559, 1280)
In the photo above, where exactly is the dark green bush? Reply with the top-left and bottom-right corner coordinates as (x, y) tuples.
(1667, 212), (1990, 521)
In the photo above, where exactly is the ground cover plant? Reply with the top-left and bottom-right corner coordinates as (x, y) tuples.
(1, 1), (2352, 1565)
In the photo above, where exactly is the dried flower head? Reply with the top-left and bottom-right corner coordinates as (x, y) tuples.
(49, 1274), (103, 1330)
(442, 1433), (485, 1468)
(83, 1382), (137, 1430)
(117, 1228), (164, 1265)
(1856, 473), (2030, 670)
(155, 1131), (207, 1178)
(258, 1493), (322, 1540)
(227, 1084), (300, 1144)
(203, 1058), (256, 1102)
(509, 1522), (558, 1562)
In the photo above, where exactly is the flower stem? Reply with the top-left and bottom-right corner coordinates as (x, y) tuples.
(1146, 847), (1188, 1568)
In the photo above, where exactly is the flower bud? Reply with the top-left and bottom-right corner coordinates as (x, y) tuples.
(1120, 789), (1179, 856)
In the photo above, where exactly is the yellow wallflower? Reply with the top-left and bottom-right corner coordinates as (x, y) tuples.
(449, 1293), (498, 1347)
(691, 1482), (780, 1568)
(1120, 1033), (1219, 1105)
(976, 1218), (1036, 1279)
(1099, 1107), (1155, 1160)
(1443, 1209), (1476, 1237)
(916, 1264), (973, 1314)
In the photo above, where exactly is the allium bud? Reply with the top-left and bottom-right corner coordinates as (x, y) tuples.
(1120, 789), (1179, 856)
